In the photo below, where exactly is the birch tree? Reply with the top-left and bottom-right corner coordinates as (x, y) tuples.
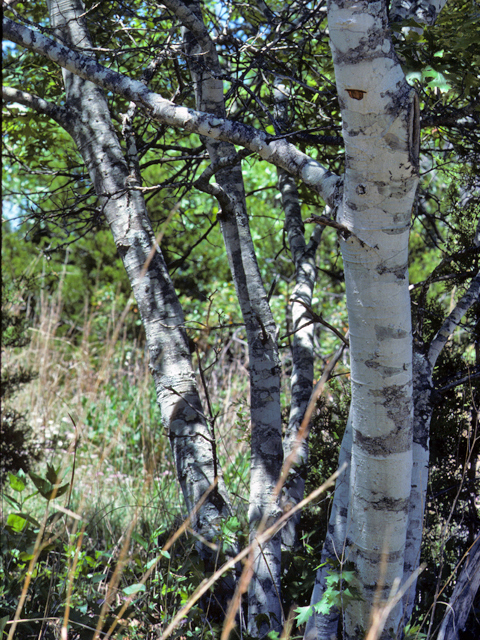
(2, 0), (479, 638)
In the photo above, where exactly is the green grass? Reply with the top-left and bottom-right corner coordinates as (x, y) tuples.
(1, 282), (252, 640)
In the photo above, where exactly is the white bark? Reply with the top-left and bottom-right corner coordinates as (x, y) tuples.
(437, 536), (480, 640)
(390, 0), (450, 26)
(280, 171), (323, 552)
(403, 269), (480, 621)
(179, 0), (283, 632)
(274, 79), (324, 553)
(328, 1), (419, 636)
(41, 0), (234, 557)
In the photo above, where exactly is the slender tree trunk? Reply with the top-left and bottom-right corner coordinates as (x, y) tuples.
(274, 79), (324, 553)
(45, 0), (233, 555)
(404, 270), (480, 621)
(178, 0), (284, 633)
(327, 1), (419, 636)
(280, 170), (323, 552)
(304, 413), (352, 640)
(436, 536), (480, 640)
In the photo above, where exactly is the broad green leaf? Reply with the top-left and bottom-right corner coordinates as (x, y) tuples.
(122, 583), (146, 596)
(7, 513), (28, 532)
(295, 605), (314, 625)
(314, 598), (334, 616)
(8, 472), (25, 492)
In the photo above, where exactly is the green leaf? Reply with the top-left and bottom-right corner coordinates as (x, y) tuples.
(295, 605), (314, 625)
(28, 471), (69, 499)
(46, 463), (60, 485)
(122, 583), (146, 596)
(341, 570), (356, 582)
(0, 616), (9, 635)
(132, 531), (149, 551)
(3, 493), (20, 509)
(55, 483), (70, 498)
(146, 557), (159, 570)
(28, 471), (53, 498)
(8, 472), (25, 492)
(314, 598), (334, 616)
(7, 513), (28, 532)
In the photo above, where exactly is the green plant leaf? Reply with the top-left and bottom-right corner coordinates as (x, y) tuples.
(28, 471), (53, 498)
(314, 598), (334, 616)
(46, 463), (60, 485)
(8, 472), (25, 492)
(0, 616), (9, 635)
(28, 471), (69, 499)
(295, 604), (314, 625)
(7, 513), (28, 532)
(122, 583), (146, 596)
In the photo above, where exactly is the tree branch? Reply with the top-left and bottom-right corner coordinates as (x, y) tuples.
(428, 270), (480, 369)
(161, 0), (211, 44)
(437, 536), (480, 640)
(2, 16), (342, 208)
(390, 0), (450, 27)
(2, 86), (70, 130)
(290, 298), (349, 345)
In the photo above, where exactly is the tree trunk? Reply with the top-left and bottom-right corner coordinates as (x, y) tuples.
(179, 0), (284, 633)
(304, 413), (352, 640)
(437, 536), (480, 640)
(404, 270), (480, 620)
(274, 78), (324, 553)
(45, 0), (233, 558)
(328, 1), (419, 636)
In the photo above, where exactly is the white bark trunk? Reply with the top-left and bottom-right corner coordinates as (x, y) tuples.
(179, 1), (284, 633)
(304, 413), (352, 640)
(280, 170), (323, 552)
(44, 0), (233, 555)
(404, 270), (480, 620)
(328, 1), (419, 636)
(274, 79), (324, 553)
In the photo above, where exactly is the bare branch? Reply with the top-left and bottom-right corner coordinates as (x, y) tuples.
(290, 298), (349, 346)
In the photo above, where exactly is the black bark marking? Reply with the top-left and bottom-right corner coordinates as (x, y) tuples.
(375, 325), (409, 340)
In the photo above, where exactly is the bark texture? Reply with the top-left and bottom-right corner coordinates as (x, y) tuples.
(328, 1), (419, 636)
(274, 79), (324, 553)
(390, 0), (450, 26)
(437, 536), (480, 640)
(179, 0), (283, 633)
(2, 15), (341, 206)
(45, 0), (233, 558)
(403, 269), (480, 620)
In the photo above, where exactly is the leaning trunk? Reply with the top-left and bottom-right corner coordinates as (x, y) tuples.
(46, 0), (233, 550)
